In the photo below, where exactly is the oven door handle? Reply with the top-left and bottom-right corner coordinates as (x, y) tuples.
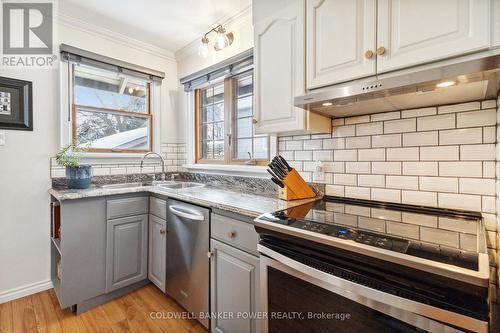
(258, 244), (488, 333)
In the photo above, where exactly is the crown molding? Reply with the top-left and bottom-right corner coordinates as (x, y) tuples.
(57, 12), (176, 62)
(174, 5), (252, 62)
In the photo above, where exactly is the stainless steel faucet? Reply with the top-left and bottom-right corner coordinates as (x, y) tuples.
(140, 152), (166, 181)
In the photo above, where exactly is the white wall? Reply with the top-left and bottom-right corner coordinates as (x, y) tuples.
(0, 16), (179, 301)
(175, 6), (253, 144)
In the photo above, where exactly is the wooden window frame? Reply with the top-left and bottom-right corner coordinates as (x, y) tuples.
(71, 64), (153, 154)
(195, 72), (268, 165)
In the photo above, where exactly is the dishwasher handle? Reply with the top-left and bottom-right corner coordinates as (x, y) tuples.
(169, 205), (205, 221)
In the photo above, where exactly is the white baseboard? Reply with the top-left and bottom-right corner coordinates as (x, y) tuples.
(0, 279), (53, 304)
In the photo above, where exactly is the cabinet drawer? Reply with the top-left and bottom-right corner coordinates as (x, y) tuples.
(107, 196), (148, 219)
(150, 197), (167, 220)
(211, 213), (259, 255)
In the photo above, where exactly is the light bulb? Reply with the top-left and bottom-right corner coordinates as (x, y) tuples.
(198, 37), (209, 58)
(215, 27), (229, 50)
(128, 87), (134, 94)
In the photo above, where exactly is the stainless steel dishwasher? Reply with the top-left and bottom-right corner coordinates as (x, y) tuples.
(166, 199), (210, 328)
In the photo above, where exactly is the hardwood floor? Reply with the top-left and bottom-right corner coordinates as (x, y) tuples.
(0, 283), (208, 333)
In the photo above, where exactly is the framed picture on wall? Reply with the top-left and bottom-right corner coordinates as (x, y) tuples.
(0, 77), (33, 131)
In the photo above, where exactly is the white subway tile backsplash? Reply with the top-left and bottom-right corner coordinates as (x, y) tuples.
(356, 122), (383, 136)
(459, 178), (496, 195)
(371, 188), (401, 203)
(386, 147), (419, 161)
(371, 111), (400, 122)
(438, 101), (480, 114)
(438, 217), (477, 234)
(402, 190), (437, 207)
(358, 174), (385, 188)
(457, 109), (496, 128)
(483, 126), (496, 143)
(417, 114), (455, 131)
(403, 131), (438, 147)
(332, 118), (345, 126)
(439, 162), (482, 177)
(460, 233), (477, 251)
(372, 134), (401, 148)
(401, 107), (436, 118)
(402, 162), (438, 176)
(345, 115), (370, 125)
(303, 139), (322, 150)
(460, 144), (495, 161)
(481, 100), (497, 109)
(358, 148), (385, 161)
(346, 162), (370, 174)
(334, 150), (357, 161)
(346, 136), (371, 149)
(312, 150), (334, 161)
(419, 177), (458, 193)
(345, 186), (371, 200)
(276, 99), (498, 281)
(294, 150), (313, 160)
(325, 184), (345, 196)
(439, 128), (483, 145)
(334, 174), (357, 186)
(323, 138), (345, 149)
(372, 162), (401, 175)
(286, 140), (303, 150)
(324, 162), (345, 173)
(420, 146), (459, 161)
(386, 176), (418, 190)
(438, 193), (482, 211)
(332, 125), (355, 137)
(384, 118), (416, 134)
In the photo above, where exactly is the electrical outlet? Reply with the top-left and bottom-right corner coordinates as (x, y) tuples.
(0, 131), (5, 146)
(313, 160), (325, 182)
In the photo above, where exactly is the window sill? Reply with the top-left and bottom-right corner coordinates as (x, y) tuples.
(183, 163), (269, 177)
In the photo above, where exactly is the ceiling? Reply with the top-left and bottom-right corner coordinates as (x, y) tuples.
(59, 0), (251, 52)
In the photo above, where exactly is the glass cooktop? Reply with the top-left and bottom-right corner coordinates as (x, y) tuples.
(258, 196), (485, 271)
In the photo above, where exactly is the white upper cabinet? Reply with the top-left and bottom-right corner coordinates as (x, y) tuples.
(254, 0), (330, 134)
(306, 0), (377, 89)
(376, 0), (491, 73)
(254, 0), (307, 134)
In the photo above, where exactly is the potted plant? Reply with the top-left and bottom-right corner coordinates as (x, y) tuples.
(55, 144), (92, 189)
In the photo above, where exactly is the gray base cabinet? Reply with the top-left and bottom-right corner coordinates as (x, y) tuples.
(210, 239), (260, 333)
(148, 214), (166, 292)
(106, 214), (148, 293)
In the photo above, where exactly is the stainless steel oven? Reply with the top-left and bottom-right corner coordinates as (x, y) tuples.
(255, 197), (490, 333)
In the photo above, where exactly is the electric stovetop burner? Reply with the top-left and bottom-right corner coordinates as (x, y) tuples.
(258, 196), (485, 271)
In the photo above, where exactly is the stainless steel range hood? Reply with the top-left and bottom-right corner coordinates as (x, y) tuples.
(295, 51), (500, 118)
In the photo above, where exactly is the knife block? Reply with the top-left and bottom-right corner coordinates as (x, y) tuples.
(278, 169), (316, 201)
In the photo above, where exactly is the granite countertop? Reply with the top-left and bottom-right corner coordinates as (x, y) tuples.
(48, 184), (320, 217)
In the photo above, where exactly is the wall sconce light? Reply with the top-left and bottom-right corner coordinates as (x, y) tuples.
(198, 24), (234, 58)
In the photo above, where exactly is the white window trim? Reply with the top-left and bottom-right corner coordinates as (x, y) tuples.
(184, 90), (277, 176)
(59, 60), (161, 161)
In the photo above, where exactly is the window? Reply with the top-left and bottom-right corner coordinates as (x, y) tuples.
(195, 70), (268, 164)
(72, 64), (152, 153)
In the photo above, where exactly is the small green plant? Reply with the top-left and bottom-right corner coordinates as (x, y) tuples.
(55, 144), (87, 167)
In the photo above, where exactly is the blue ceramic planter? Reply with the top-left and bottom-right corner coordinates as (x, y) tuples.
(66, 165), (92, 189)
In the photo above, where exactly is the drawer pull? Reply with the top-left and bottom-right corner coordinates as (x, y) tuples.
(227, 231), (237, 238)
(160, 228), (166, 235)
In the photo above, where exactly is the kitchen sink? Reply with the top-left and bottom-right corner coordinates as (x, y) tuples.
(157, 182), (205, 190)
(99, 182), (144, 189)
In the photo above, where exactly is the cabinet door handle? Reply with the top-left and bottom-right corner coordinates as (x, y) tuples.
(207, 251), (214, 258)
(160, 228), (166, 235)
(227, 231), (237, 238)
(364, 50), (374, 59)
(377, 46), (386, 56)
